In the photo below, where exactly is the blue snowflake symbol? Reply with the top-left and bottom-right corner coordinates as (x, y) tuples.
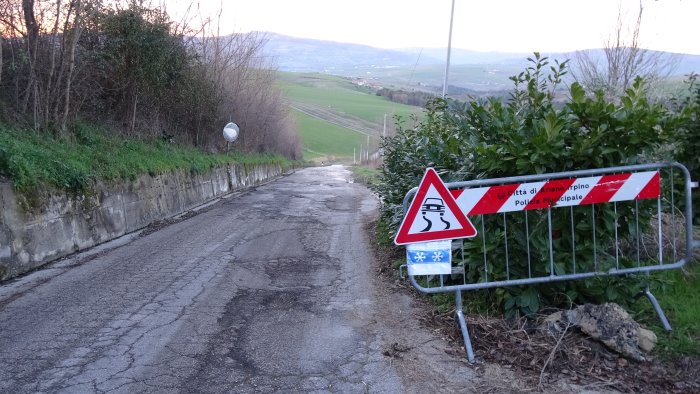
(414, 251), (426, 262)
(432, 251), (444, 262)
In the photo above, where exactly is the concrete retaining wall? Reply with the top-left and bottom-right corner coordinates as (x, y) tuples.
(0, 163), (286, 280)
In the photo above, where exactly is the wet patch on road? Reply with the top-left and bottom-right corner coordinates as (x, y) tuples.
(183, 252), (366, 393)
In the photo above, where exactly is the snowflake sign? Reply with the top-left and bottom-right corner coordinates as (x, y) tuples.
(406, 240), (451, 275)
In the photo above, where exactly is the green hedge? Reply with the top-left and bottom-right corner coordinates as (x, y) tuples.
(375, 54), (696, 317)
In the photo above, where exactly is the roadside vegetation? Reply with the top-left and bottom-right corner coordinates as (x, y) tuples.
(372, 53), (699, 361)
(349, 166), (380, 188)
(0, 0), (301, 200)
(634, 262), (700, 357)
(0, 123), (289, 208)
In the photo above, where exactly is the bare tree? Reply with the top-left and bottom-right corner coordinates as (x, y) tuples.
(44, 0), (63, 128)
(571, 0), (679, 98)
(1, 0), (301, 158)
(0, 2), (6, 88)
(190, 16), (299, 153)
(59, 0), (85, 133)
(0, 28), (4, 86)
(21, 0), (39, 124)
(0, 1), (23, 110)
(1, 0), (92, 130)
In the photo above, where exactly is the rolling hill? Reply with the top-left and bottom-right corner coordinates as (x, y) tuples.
(264, 33), (700, 93)
(266, 33), (700, 163)
(276, 72), (423, 162)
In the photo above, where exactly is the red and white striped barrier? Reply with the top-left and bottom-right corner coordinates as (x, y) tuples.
(452, 171), (660, 215)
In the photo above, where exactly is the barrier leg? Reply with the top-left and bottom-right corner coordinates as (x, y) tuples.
(455, 290), (476, 363)
(644, 287), (673, 332)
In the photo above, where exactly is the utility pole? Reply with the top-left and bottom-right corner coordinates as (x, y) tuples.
(366, 135), (370, 161)
(442, 0), (456, 98)
(383, 113), (387, 138)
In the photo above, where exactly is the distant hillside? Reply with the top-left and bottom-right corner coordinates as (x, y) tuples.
(262, 33), (700, 92)
(412, 47), (531, 66)
(544, 48), (700, 76)
(261, 33), (442, 73)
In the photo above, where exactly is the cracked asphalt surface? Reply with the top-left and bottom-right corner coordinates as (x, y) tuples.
(0, 165), (478, 393)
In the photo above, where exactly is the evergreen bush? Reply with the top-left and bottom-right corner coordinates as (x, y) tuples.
(376, 53), (682, 317)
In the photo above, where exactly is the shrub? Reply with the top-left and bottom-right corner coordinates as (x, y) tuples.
(674, 73), (700, 224)
(376, 53), (677, 317)
(0, 2), (300, 159)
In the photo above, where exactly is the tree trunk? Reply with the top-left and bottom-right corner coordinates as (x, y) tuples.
(46, 0), (63, 127)
(0, 33), (4, 86)
(21, 0), (39, 117)
(60, 0), (84, 134)
(129, 92), (138, 135)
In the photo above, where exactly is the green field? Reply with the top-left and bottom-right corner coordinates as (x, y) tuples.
(278, 72), (423, 161)
(279, 73), (421, 123)
(293, 109), (365, 160)
(359, 64), (522, 92)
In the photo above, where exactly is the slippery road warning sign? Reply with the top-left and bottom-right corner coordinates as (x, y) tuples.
(394, 168), (477, 245)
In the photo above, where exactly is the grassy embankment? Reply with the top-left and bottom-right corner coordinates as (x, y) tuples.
(0, 123), (290, 201)
(277, 72), (422, 162)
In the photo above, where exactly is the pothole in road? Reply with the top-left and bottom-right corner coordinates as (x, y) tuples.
(263, 256), (341, 291)
(187, 272), (356, 392)
(323, 195), (356, 212)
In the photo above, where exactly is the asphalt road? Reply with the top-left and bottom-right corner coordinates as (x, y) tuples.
(0, 166), (477, 393)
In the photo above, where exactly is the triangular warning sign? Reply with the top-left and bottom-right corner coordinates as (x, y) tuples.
(394, 168), (477, 245)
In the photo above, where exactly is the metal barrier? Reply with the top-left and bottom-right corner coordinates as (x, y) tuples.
(400, 162), (699, 363)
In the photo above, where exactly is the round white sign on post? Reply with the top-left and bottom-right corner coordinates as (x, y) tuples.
(223, 122), (239, 142)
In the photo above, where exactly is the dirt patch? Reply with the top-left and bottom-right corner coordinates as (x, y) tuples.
(364, 219), (532, 392)
(364, 219), (700, 393)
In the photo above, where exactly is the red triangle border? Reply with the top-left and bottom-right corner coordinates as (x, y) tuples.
(394, 168), (477, 245)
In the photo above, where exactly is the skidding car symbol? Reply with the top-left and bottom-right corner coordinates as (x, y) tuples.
(421, 198), (445, 214)
(419, 198), (450, 232)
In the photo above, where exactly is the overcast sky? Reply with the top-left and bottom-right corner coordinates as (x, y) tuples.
(165, 0), (700, 55)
